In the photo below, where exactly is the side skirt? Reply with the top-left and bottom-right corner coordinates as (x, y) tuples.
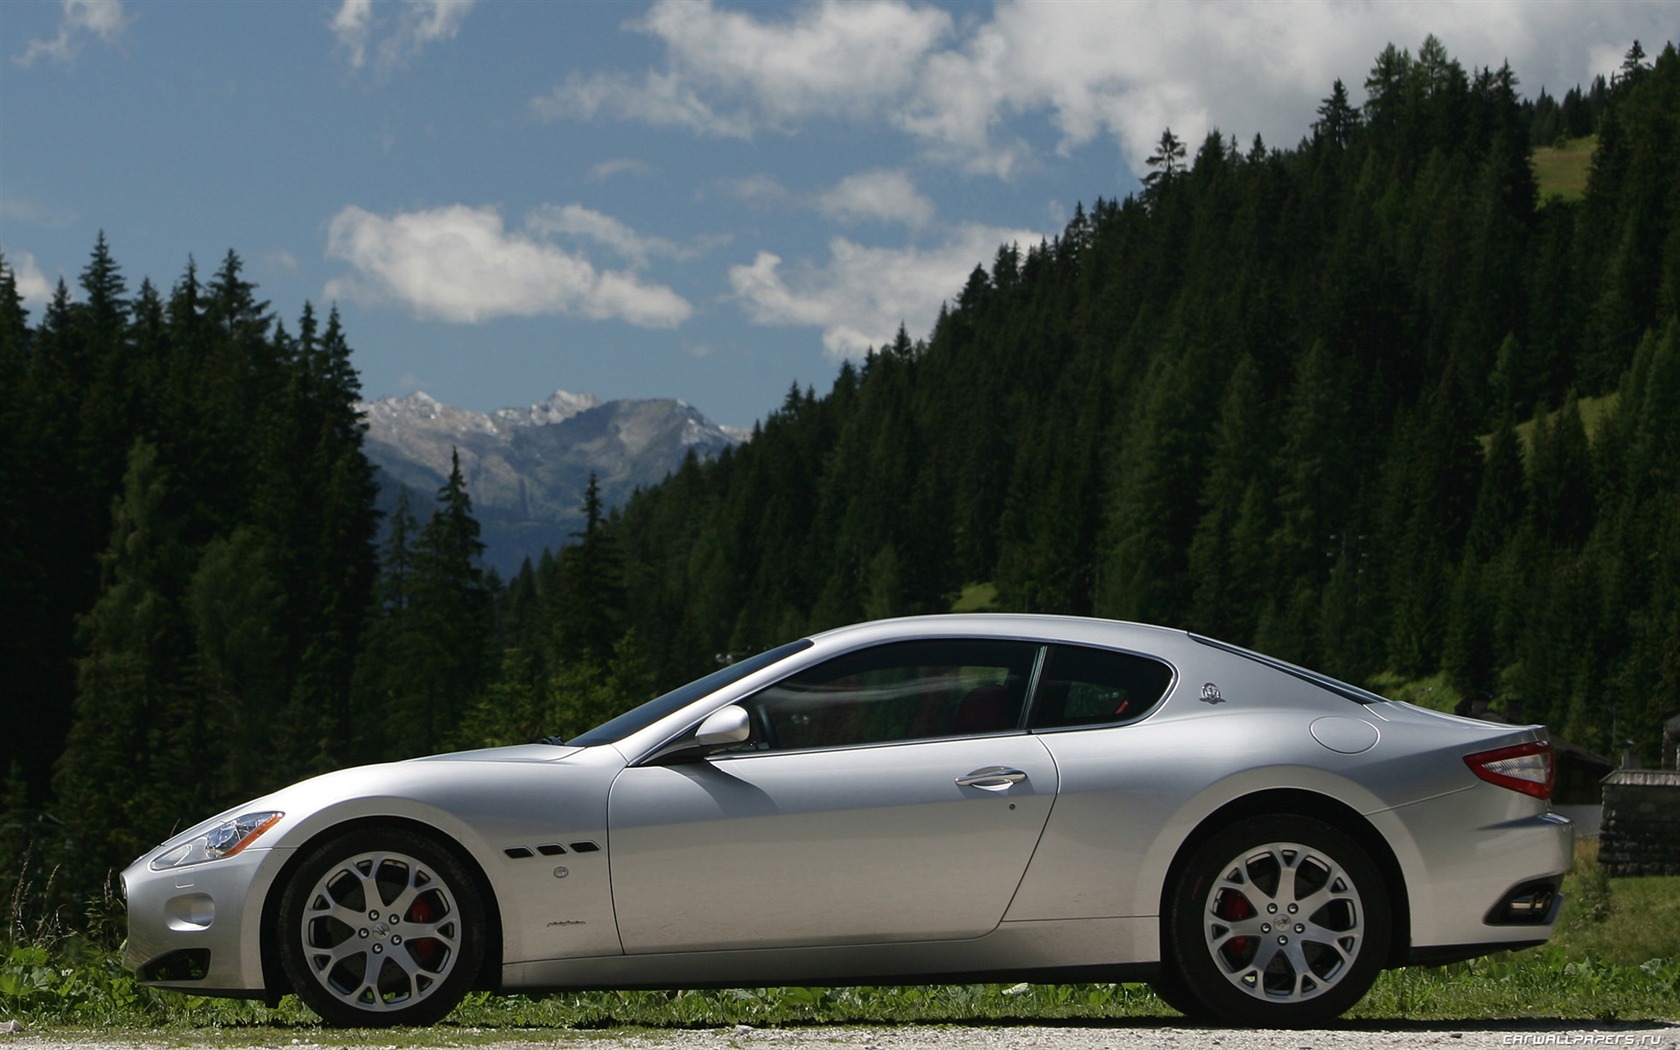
(502, 916), (1157, 992)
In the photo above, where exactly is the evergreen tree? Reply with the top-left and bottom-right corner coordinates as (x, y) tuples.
(1143, 129), (1187, 195)
(53, 442), (192, 897)
(379, 449), (491, 755)
(1314, 79), (1361, 150)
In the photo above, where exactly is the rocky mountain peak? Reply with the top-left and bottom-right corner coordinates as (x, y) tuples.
(357, 386), (743, 574)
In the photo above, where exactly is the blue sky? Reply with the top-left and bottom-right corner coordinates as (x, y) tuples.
(1, 1), (1670, 429)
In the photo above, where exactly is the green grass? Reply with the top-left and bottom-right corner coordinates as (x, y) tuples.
(1512, 391), (1620, 452)
(6, 846), (1675, 1032)
(1476, 390), (1621, 459)
(1532, 136), (1597, 204)
(1365, 670), (1461, 713)
(950, 581), (999, 613)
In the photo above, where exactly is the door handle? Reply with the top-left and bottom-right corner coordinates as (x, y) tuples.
(955, 766), (1028, 790)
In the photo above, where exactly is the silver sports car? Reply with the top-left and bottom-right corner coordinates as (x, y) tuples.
(123, 614), (1572, 1027)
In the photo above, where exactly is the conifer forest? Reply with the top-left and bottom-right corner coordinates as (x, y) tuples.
(3, 38), (1678, 915)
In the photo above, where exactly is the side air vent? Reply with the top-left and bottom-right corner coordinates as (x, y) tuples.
(569, 841), (601, 853)
(503, 847), (534, 859)
(537, 843), (567, 856)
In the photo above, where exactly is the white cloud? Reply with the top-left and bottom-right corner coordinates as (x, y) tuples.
(532, 0), (1671, 179)
(532, 69), (755, 138)
(524, 204), (692, 268)
(729, 223), (1038, 359)
(331, 0), (374, 66)
(15, 0), (126, 67)
(532, 0), (951, 137)
(0, 191), (76, 229)
(324, 204), (692, 328)
(815, 169), (935, 230)
(332, 0), (472, 75)
(714, 174), (794, 210)
(0, 247), (56, 308)
(588, 158), (654, 182)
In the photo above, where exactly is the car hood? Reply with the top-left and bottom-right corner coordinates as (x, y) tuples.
(133, 742), (595, 868)
(413, 742), (583, 763)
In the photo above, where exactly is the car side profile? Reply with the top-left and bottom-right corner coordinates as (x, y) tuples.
(123, 614), (1573, 1027)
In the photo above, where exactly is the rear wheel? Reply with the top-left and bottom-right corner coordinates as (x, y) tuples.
(1147, 961), (1210, 1020)
(1166, 816), (1390, 1027)
(277, 828), (487, 1027)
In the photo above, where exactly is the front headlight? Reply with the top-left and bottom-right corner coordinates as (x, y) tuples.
(150, 811), (283, 871)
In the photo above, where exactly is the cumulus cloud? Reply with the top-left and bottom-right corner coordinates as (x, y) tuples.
(531, 0), (1670, 179)
(815, 169), (935, 230)
(729, 223), (1038, 359)
(324, 204), (692, 328)
(532, 0), (950, 137)
(524, 204), (694, 268)
(15, 0), (126, 67)
(332, 0), (471, 75)
(1, 247), (56, 308)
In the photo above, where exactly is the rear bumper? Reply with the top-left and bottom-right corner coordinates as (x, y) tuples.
(1373, 794), (1574, 954)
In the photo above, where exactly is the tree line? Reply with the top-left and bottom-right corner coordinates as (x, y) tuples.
(2, 36), (1677, 915)
(599, 36), (1679, 758)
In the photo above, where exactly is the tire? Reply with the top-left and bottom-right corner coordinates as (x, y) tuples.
(1147, 962), (1211, 1020)
(277, 828), (488, 1027)
(1166, 816), (1391, 1027)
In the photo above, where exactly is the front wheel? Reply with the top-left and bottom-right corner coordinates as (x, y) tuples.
(277, 828), (487, 1027)
(1166, 816), (1391, 1027)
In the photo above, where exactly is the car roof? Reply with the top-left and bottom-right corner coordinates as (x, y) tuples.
(806, 613), (1191, 652)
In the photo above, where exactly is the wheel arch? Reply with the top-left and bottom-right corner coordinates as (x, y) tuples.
(1156, 788), (1412, 967)
(258, 815), (506, 999)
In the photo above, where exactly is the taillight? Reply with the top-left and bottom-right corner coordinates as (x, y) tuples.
(1464, 741), (1555, 799)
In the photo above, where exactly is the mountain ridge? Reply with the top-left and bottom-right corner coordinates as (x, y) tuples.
(358, 388), (745, 574)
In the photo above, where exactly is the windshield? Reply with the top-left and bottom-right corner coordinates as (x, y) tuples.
(563, 639), (813, 746)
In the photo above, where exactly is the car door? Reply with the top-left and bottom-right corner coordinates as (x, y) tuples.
(606, 638), (1058, 953)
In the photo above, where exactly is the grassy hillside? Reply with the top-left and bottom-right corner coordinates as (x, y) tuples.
(1533, 135), (1597, 203)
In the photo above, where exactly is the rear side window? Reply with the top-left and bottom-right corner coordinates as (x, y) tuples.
(1028, 644), (1174, 730)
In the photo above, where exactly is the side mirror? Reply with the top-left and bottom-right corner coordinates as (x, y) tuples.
(642, 706), (751, 765)
(693, 705), (751, 747)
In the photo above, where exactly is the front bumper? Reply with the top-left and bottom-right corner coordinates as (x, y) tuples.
(122, 845), (292, 995)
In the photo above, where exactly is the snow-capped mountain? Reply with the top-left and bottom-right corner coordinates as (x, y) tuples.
(358, 388), (745, 575)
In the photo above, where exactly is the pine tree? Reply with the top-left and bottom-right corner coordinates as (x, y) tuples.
(378, 449), (491, 755)
(1314, 79), (1360, 150)
(1143, 129), (1187, 196)
(53, 441), (192, 897)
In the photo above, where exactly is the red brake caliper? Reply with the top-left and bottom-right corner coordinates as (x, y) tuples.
(406, 894), (440, 966)
(1218, 891), (1253, 962)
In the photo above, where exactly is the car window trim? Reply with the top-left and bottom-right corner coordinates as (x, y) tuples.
(696, 636), (1045, 758)
(703, 723), (1034, 762)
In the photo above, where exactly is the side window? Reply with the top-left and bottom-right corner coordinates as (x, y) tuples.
(739, 639), (1039, 752)
(1028, 644), (1174, 730)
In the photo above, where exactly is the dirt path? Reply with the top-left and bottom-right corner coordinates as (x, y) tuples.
(5, 1020), (1679, 1050)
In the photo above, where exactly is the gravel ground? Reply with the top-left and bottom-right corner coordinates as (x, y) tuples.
(4, 1021), (1678, 1050)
